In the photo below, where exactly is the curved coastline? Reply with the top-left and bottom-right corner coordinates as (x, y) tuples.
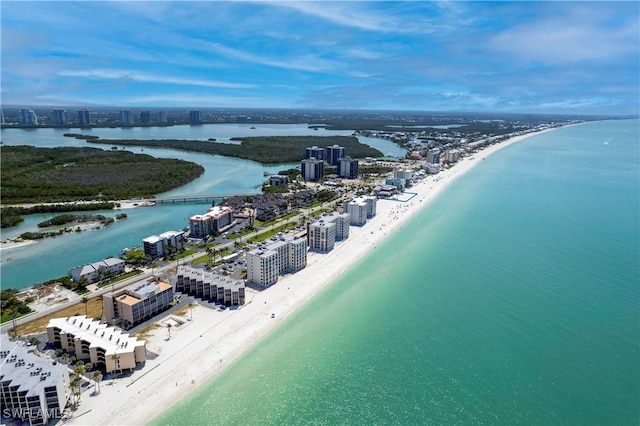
(63, 126), (563, 425)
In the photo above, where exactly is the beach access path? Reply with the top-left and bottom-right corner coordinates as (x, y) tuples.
(65, 130), (551, 426)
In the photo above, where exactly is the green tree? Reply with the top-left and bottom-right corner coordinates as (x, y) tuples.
(81, 296), (89, 316)
(92, 370), (102, 393)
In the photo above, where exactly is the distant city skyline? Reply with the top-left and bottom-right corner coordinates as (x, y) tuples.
(1, 1), (638, 115)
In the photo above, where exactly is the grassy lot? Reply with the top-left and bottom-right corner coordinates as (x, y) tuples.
(16, 297), (104, 336)
(251, 222), (297, 243)
(255, 211), (300, 227)
(97, 270), (144, 288)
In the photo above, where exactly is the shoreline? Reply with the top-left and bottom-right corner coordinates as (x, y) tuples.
(63, 128), (557, 426)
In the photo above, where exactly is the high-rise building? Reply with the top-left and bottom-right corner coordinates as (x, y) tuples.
(338, 156), (359, 179)
(189, 206), (234, 239)
(77, 109), (92, 126)
(246, 236), (307, 286)
(51, 109), (69, 125)
(189, 110), (203, 122)
(139, 110), (151, 124)
(344, 196), (377, 226)
(325, 144), (345, 166)
(157, 111), (167, 122)
(444, 149), (460, 163)
(426, 148), (441, 164)
(0, 110), (5, 125)
(19, 108), (38, 125)
(301, 158), (324, 181)
(120, 110), (133, 125)
(305, 146), (324, 160)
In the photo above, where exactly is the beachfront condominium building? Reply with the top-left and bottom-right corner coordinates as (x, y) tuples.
(70, 257), (125, 284)
(338, 156), (359, 179)
(0, 335), (70, 426)
(139, 110), (151, 124)
(308, 219), (336, 252)
(308, 211), (351, 253)
(51, 109), (69, 125)
(444, 149), (460, 163)
(305, 146), (324, 161)
(386, 177), (406, 192)
(301, 158), (324, 181)
(189, 110), (203, 122)
(344, 196), (377, 226)
(103, 278), (174, 327)
(19, 108), (38, 125)
(426, 148), (441, 164)
(47, 315), (146, 374)
(394, 169), (414, 181)
(142, 230), (185, 259)
(77, 109), (91, 126)
(176, 265), (245, 306)
(326, 211), (350, 241)
(423, 162), (441, 174)
(120, 110), (133, 125)
(189, 206), (234, 239)
(246, 235), (307, 286)
(325, 144), (346, 166)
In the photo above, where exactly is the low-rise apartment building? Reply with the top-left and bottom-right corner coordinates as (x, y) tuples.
(46, 315), (146, 374)
(0, 335), (70, 426)
(103, 278), (174, 327)
(175, 266), (245, 306)
(70, 258), (125, 284)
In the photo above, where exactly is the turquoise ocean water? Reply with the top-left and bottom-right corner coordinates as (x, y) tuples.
(154, 120), (639, 425)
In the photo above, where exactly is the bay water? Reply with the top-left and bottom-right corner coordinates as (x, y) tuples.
(153, 120), (639, 425)
(0, 124), (405, 289)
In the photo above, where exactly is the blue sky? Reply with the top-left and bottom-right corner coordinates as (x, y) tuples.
(2, 1), (638, 114)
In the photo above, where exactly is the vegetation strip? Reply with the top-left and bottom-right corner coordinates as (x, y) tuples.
(1, 145), (205, 204)
(78, 135), (384, 164)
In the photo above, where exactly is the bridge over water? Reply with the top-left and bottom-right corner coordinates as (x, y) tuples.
(140, 193), (259, 205)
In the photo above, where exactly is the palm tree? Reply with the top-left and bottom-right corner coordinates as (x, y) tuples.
(81, 296), (88, 316)
(206, 247), (213, 266)
(92, 370), (102, 393)
(110, 353), (120, 374)
(69, 376), (81, 407)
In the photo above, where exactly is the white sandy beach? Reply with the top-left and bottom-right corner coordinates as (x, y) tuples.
(64, 130), (549, 426)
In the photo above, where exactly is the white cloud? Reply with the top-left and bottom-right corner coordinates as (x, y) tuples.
(206, 42), (340, 73)
(489, 11), (639, 64)
(58, 69), (256, 89)
(124, 94), (291, 108)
